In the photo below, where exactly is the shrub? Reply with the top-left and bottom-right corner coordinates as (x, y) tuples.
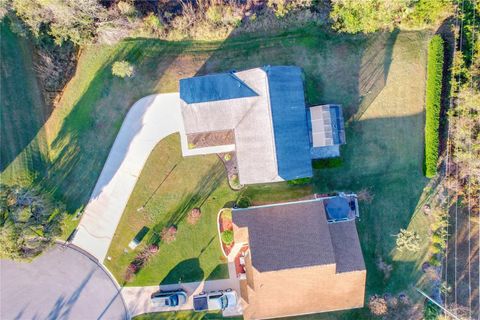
(424, 300), (440, 320)
(142, 13), (164, 35)
(221, 230), (234, 245)
(312, 157), (343, 169)
(117, 1), (136, 17)
(236, 196), (251, 208)
(223, 153), (232, 162)
(287, 177), (312, 185)
(112, 61), (134, 78)
(206, 5), (222, 24)
(368, 295), (388, 316)
(396, 229), (421, 252)
(160, 226), (177, 244)
(357, 188), (374, 203)
(429, 255), (441, 267)
(124, 263), (137, 282)
(424, 35), (444, 178)
(187, 208), (202, 225)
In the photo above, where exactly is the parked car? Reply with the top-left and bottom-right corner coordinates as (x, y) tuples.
(193, 289), (238, 311)
(151, 289), (188, 307)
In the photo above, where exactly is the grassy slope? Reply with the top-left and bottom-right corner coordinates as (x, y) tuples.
(0, 20), (49, 185)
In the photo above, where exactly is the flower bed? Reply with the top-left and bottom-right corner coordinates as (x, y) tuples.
(218, 208), (234, 256)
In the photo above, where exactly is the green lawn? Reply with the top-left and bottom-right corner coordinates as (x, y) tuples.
(126, 30), (433, 319)
(2, 21), (434, 318)
(0, 19), (49, 185)
(106, 133), (312, 286)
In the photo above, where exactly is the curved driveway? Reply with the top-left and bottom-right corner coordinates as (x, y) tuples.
(72, 93), (182, 262)
(0, 244), (127, 320)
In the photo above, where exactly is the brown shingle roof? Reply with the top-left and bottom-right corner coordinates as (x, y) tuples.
(329, 221), (366, 273)
(233, 199), (365, 274)
(233, 200), (336, 272)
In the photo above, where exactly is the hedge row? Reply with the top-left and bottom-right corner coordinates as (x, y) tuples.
(424, 35), (444, 178)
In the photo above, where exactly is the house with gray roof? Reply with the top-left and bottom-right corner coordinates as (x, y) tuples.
(179, 66), (346, 185)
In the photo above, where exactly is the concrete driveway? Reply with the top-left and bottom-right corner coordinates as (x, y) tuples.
(122, 244), (244, 317)
(72, 93), (182, 263)
(0, 244), (127, 320)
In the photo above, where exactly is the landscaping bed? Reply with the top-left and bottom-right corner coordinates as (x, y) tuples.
(187, 130), (235, 148)
(218, 208), (234, 256)
(217, 152), (242, 190)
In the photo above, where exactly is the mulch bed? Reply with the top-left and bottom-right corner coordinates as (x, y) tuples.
(187, 130), (234, 148)
(219, 211), (234, 256)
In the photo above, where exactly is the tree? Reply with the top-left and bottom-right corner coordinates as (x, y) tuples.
(12, 0), (106, 45)
(112, 60), (134, 78)
(330, 0), (453, 34)
(330, 0), (409, 33)
(0, 185), (65, 260)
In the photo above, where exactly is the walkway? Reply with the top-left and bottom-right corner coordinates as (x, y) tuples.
(122, 244), (244, 317)
(0, 244), (128, 320)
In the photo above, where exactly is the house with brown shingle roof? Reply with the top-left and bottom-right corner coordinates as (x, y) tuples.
(232, 196), (366, 320)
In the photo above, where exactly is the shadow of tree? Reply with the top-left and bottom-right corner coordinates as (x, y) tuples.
(148, 161), (225, 244)
(37, 39), (188, 213)
(160, 258), (203, 286)
(0, 19), (51, 175)
(46, 269), (95, 320)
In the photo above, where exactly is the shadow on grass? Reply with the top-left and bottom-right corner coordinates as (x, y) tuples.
(313, 113), (429, 296)
(0, 19), (51, 175)
(37, 39), (188, 213)
(149, 161), (226, 244)
(160, 258), (203, 286)
(206, 263), (229, 281)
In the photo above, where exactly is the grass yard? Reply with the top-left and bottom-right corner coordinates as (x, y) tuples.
(127, 30), (433, 319)
(105, 134), (233, 285)
(2, 20), (435, 318)
(105, 133), (312, 286)
(0, 19), (49, 185)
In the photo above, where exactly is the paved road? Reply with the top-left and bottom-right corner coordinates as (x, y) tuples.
(72, 93), (234, 263)
(0, 244), (127, 320)
(123, 244), (243, 317)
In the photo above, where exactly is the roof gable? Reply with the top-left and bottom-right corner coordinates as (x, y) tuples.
(179, 72), (258, 104)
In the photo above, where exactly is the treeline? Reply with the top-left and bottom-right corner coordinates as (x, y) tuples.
(448, 0), (480, 204)
(1, 0), (453, 46)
